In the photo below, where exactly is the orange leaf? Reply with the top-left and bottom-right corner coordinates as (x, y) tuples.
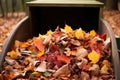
(10, 50), (18, 59)
(90, 39), (96, 45)
(90, 30), (96, 37)
(34, 39), (45, 51)
(71, 50), (77, 56)
(25, 66), (34, 71)
(9, 72), (16, 79)
(20, 42), (30, 48)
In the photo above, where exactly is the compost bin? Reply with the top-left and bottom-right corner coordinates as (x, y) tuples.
(0, 0), (120, 79)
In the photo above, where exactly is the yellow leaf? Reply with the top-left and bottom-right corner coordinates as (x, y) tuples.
(37, 50), (45, 57)
(102, 60), (109, 66)
(64, 24), (73, 33)
(100, 65), (109, 74)
(46, 29), (53, 35)
(88, 50), (100, 63)
(90, 30), (96, 37)
(102, 60), (113, 73)
(75, 28), (84, 39)
(10, 50), (18, 59)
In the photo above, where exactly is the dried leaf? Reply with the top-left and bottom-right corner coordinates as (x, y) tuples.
(20, 42), (30, 48)
(32, 72), (41, 77)
(9, 50), (18, 59)
(101, 60), (113, 74)
(57, 54), (70, 63)
(25, 66), (34, 72)
(75, 28), (84, 39)
(100, 65), (109, 74)
(53, 64), (70, 77)
(37, 50), (45, 57)
(64, 24), (73, 33)
(9, 72), (16, 79)
(102, 60), (109, 66)
(99, 33), (107, 40)
(90, 30), (96, 37)
(46, 29), (53, 35)
(35, 61), (47, 72)
(76, 47), (88, 58)
(71, 50), (77, 56)
(43, 71), (51, 77)
(88, 50), (100, 63)
(34, 38), (45, 51)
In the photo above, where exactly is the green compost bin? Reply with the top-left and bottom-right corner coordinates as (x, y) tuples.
(0, 0), (120, 80)
(116, 38), (120, 56)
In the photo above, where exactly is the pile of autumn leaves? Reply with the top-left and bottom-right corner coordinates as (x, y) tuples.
(1, 25), (113, 79)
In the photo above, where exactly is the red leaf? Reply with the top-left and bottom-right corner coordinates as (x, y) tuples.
(90, 42), (103, 54)
(97, 42), (104, 50)
(57, 54), (70, 63)
(99, 33), (107, 41)
(46, 53), (58, 63)
(90, 44), (100, 53)
(37, 56), (46, 61)
(82, 65), (89, 71)
(53, 31), (63, 42)
(54, 60), (63, 67)
(51, 45), (60, 51)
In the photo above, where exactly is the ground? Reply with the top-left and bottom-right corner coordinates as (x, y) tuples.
(0, 12), (26, 53)
(0, 9), (120, 54)
(103, 10), (120, 37)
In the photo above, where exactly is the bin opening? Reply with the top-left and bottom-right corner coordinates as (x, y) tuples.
(29, 7), (100, 36)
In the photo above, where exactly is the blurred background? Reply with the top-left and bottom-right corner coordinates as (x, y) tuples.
(0, 0), (33, 17)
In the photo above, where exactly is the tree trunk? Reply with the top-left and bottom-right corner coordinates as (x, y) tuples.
(11, 0), (15, 13)
(5, 0), (8, 17)
(106, 0), (118, 10)
(11, 0), (16, 17)
(21, 0), (25, 11)
(0, 0), (4, 17)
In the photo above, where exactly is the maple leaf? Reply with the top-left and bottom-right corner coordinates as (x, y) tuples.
(88, 50), (100, 63)
(64, 24), (73, 33)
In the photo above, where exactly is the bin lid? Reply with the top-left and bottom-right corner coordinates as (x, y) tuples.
(27, 0), (103, 7)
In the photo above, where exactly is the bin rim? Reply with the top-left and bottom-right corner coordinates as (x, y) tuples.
(26, 0), (104, 7)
